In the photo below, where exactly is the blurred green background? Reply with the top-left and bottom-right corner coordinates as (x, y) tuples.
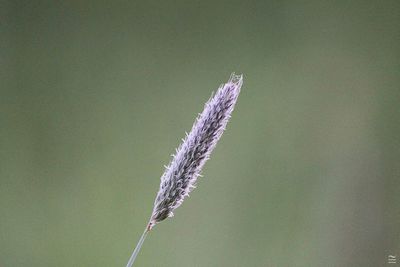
(1, 1), (399, 266)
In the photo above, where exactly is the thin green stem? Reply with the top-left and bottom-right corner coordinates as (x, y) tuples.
(126, 227), (149, 267)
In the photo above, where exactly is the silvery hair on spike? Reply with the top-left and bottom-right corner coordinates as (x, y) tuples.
(149, 73), (243, 229)
(126, 73), (243, 267)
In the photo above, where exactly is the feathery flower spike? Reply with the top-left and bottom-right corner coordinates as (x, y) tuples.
(126, 73), (243, 267)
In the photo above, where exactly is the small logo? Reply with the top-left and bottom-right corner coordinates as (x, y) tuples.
(388, 255), (396, 264)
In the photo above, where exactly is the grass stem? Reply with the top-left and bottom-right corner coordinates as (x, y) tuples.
(126, 227), (149, 267)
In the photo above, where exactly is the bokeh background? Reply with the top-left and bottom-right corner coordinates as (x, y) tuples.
(1, 1), (399, 266)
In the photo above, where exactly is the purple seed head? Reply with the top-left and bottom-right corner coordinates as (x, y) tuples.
(148, 73), (243, 230)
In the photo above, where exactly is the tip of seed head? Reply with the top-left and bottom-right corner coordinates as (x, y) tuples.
(229, 72), (243, 85)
